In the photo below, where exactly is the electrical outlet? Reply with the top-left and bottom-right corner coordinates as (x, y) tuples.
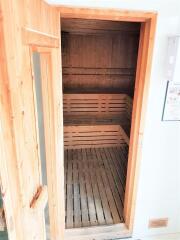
(148, 218), (168, 228)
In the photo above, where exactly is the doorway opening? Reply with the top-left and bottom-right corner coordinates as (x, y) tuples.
(61, 17), (140, 238)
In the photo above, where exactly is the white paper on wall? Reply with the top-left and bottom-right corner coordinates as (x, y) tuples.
(162, 81), (180, 121)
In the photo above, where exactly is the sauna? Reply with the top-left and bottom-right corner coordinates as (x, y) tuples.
(61, 18), (140, 233)
(1, 1), (158, 239)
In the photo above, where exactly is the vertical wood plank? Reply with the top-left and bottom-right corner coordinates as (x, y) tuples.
(88, 148), (105, 225)
(66, 149), (73, 228)
(77, 149), (89, 227)
(73, 150), (81, 228)
(95, 148), (120, 224)
(100, 148), (124, 221)
(91, 149), (113, 225)
(0, 13), (23, 239)
(82, 149), (97, 226)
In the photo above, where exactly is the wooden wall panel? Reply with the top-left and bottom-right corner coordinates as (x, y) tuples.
(62, 31), (139, 95)
(0, 0), (61, 239)
(0, 15), (23, 239)
(25, 0), (59, 36)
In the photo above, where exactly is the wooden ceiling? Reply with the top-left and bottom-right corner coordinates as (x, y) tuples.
(61, 18), (141, 34)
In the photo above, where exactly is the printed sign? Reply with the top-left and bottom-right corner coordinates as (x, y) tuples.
(162, 81), (180, 121)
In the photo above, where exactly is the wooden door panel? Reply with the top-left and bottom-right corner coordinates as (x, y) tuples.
(0, 1), (64, 239)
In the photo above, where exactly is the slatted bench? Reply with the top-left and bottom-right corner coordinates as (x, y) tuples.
(63, 93), (132, 135)
(64, 124), (129, 149)
(64, 125), (129, 229)
(63, 96), (131, 228)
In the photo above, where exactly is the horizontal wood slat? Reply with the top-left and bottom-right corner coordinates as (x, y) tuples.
(61, 18), (140, 33)
(63, 76), (134, 95)
(63, 67), (135, 76)
(64, 125), (129, 149)
(62, 30), (139, 95)
(63, 94), (132, 121)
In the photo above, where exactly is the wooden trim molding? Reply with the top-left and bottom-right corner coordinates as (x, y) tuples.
(59, 6), (157, 22)
(124, 16), (157, 231)
(22, 28), (59, 48)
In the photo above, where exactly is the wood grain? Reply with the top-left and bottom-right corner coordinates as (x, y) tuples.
(61, 18), (140, 34)
(65, 146), (128, 228)
(0, 1), (63, 239)
(62, 31), (139, 96)
(1, 2), (157, 239)
(22, 28), (59, 48)
(59, 7), (157, 22)
(124, 17), (157, 230)
(37, 49), (65, 239)
(64, 125), (129, 149)
(63, 93), (132, 119)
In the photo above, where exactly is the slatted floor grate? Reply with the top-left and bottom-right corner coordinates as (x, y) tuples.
(64, 145), (128, 229)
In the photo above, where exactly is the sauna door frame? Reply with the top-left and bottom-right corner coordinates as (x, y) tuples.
(59, 7), (157, 234)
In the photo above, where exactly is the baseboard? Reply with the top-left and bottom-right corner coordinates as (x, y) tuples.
(134, 233), (180, 240)
(65, 226), (180, 240)
(65, 223), (131, 240)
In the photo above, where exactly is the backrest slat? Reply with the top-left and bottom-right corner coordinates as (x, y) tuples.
(63, 94), (132, 118)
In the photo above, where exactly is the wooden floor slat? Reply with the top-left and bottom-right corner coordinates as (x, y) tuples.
(91, 148), (113, 225)
(104, 148), (125, 200)
(99, 148), (124, 221)
(88, 148), (105, 225)
(65, 146), (128, 229)
(109, 147), (126, 189)
(115, 147), (127, 177)
(64, 150), (68, 221)
(77, 149), (89, 227)
(73, 150), (81, 228)
(94, 148), (121, 224)
(66, 149), (74, 228)
(82, 149), (97, 226)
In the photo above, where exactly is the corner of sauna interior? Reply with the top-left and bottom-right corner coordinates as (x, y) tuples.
(61, 17), (141, 229)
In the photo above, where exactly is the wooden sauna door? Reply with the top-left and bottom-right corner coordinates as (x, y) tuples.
(0, 1), (64, 239)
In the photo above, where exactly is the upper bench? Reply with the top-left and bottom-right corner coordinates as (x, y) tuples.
(63, 93), (132, 134)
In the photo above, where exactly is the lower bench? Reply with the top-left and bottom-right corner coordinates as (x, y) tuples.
(64, 125), (129, 150)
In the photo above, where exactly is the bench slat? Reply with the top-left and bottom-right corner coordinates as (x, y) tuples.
(64, 125), (129, 149)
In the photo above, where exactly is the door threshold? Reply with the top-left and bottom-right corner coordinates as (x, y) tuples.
(65, 223), (131, 240)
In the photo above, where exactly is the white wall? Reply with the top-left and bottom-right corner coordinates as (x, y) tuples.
(46, 0), (180, 239)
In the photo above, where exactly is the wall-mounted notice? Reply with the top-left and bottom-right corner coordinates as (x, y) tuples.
(162, 81), (180, 121)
